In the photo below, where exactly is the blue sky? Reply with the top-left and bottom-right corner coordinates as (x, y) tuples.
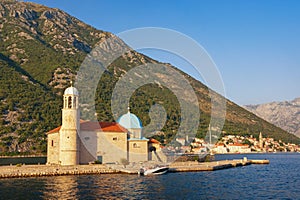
(25, 0), (300, 105)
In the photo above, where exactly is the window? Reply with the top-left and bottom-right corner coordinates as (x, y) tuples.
(97, 156), (103, 164)
(51, 140), (54, 147)
(73, 97), (76, 108)
(64, 97), (67, 108)
(68, 96), (72, 108)
(113, 137), (118, 141)
(133, 143), (140, 148)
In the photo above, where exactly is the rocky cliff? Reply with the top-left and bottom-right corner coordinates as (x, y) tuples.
(245, 98), (300, 137)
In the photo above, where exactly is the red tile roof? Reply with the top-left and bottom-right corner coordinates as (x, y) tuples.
(47, 126), (61, 134)
(81, 121), (127, 132)
(228, 143), (249, 147)
(46, 121), (127, 134)
(149, 138), (160, 144)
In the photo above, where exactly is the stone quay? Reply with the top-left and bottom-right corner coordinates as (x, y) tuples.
(0, 158), (269, 178)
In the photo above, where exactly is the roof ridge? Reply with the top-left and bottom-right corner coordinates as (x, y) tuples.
(46, 121), (127, 134)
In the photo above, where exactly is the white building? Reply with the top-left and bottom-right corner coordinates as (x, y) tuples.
(46, 86), (151, 165)
(227, 143), (251, 153)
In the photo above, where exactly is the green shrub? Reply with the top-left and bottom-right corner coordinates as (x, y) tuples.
(94, 160), (101, 164)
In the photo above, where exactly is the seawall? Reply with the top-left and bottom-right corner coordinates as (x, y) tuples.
(0, 164), (119, 178)
(0, 159), (269, 178)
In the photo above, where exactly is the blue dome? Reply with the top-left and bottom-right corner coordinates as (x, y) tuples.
(117, 111), (142, 129)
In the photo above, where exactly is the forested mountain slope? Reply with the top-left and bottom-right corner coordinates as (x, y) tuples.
(0, 1), (298, 154)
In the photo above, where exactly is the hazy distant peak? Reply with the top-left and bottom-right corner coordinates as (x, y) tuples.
(245, 97), (300, 137)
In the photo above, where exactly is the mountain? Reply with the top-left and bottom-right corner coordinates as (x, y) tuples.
(0, 1), (299, 154)
(245, 98), (300, 137)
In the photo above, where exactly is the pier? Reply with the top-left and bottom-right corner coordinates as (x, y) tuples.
(0, 159), (269, 178)
(168, 159), (269, 172)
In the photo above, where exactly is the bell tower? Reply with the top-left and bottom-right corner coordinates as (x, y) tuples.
(259, 132), (263, 149)
(59, 84), (80, 165)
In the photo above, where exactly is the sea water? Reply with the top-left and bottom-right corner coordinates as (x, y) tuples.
(0, 153), (299, 199)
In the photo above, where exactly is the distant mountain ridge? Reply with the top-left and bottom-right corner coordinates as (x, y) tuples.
(0, 1), (299, 154)
(245, 98), (300, 137)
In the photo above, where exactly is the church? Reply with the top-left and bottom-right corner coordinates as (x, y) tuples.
(46, 85), (152, 165)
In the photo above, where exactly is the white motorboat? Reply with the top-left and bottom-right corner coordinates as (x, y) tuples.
(140, 166), (169, 176)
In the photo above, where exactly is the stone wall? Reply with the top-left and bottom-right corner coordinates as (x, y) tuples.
(47, 132), (59, 164)
(97, 132), (128, 163)
(0, 164), (118, 178)
(128, 140), (148, 162)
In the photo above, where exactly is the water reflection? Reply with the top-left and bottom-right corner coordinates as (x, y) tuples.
(41, 174), (173, 199)
(39, 174), (150, 199)
(43, 176), (79, 199)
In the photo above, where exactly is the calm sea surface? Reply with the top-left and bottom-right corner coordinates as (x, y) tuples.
(0, 153), (299, 199)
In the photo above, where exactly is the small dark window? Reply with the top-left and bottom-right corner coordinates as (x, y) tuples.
(51, 140), (54, 147)
(133, 143), (140, 148)
(113, 137), (118, 141)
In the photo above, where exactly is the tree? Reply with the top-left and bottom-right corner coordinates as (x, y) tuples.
(242, 139), (252, 146)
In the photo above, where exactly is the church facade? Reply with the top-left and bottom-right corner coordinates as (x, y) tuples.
(46, 86), (150, 165)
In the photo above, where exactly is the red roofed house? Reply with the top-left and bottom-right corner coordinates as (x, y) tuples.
(46, 86), (149, 165)
(213, 144), (228, 154)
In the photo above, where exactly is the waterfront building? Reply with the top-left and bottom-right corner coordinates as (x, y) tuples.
(227, 143), (251, 153)
(213, 144), (228, 154)
(193, 146), (209, 154)
(46, 86), (151, 165)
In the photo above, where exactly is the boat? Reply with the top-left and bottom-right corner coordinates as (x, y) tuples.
(140, 165), (169, 176)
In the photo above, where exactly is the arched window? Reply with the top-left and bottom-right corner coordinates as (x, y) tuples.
(68, 96), (72, 108)
(73, 97), (77, 108)
(63, 97), (66, 108)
